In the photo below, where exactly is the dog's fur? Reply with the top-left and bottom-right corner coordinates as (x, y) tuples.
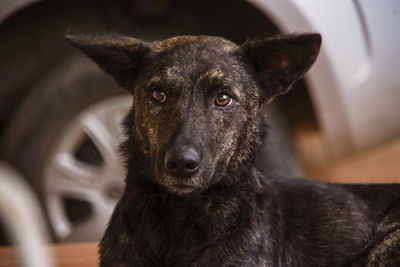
(66, 34), (400, 266)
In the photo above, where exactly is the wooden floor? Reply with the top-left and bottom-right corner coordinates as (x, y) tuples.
(0, 242), (98, 267)
(295, 127), (400, 184)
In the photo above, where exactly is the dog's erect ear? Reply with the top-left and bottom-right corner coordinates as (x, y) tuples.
(241, 33), (321, 102)
(65, 35), (151, 89)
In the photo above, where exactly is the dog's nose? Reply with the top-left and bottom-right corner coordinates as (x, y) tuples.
(165, 147), (200, 177)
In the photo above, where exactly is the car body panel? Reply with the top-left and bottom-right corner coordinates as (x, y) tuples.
(248, 0), (400, 158)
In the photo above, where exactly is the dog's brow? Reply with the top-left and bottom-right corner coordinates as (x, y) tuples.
(231, 87), (242, 99)
(195, 68), (224, 90)
(146, 76), (161, 85)
(165, 66), (187, 82)
(196, 68), (242, 99)
(198, 67), (224, 81)
(145, 76), (166, 89)
(146, 75), (185, 91)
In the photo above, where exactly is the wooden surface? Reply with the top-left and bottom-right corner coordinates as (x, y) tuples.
(0, 242), (98, 267)
(295, 127), (400, 183)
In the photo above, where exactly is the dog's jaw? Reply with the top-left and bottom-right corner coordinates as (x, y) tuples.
(165, 182), (198, 195)
(159, 174), (202, 195)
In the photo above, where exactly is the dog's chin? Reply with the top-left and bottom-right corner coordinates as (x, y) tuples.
(159, 175), (203, 196)
(166, 183), (198, 196)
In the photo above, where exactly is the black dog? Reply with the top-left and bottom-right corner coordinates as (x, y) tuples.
(66, 33), (400, 266)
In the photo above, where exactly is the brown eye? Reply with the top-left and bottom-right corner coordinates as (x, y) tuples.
(152, 89), (166, 103)
(215, 93), (233, 107)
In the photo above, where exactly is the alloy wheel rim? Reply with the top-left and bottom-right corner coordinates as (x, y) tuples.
(43, 95), (131, 242)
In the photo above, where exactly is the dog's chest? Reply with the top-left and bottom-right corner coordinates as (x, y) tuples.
(130, 191), (257, 264)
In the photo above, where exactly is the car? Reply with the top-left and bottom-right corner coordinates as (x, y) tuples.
(1, 0), (399, 243)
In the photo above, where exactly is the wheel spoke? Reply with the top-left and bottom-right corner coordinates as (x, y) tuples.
(42, 95), (131, 242)
(106, 107), (127, 145)
(45, 160), (105, 241)
(50, 153), (99, 185)
(47, 197), (72, 240)
(63, 216), (104, 241)
(63, 198), (116, 242)
(78, 110), (121, 165)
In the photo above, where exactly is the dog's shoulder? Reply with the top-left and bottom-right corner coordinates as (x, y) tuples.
(265, 174), (349, 200)
(252, 172), (370, 225)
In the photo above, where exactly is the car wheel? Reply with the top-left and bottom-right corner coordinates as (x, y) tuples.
(1, 55), (130, 242)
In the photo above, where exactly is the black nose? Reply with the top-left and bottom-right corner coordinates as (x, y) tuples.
(165, 146), (200, 177)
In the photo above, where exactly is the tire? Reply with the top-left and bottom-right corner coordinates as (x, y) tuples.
(1, 55), (131, 242)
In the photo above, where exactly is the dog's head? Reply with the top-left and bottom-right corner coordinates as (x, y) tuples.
(66, 34), (321, 195)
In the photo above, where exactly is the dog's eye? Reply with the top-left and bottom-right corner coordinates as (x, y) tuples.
(215, 93), (233, 107)
(152, 89), (166, 103)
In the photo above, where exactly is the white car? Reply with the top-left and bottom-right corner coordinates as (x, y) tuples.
(0, 0), (399, 243)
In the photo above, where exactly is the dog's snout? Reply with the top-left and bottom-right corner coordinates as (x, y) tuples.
(165, 147), (200, 177)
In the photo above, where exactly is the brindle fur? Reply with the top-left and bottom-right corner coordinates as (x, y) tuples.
(66, 34), (400, 266)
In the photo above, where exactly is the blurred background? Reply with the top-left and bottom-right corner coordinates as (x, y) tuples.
(0, 0), (399, 266)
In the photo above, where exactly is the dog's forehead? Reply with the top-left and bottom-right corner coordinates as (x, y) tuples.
(155, 35), (238, 53)
(150, 36), (243, 88)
